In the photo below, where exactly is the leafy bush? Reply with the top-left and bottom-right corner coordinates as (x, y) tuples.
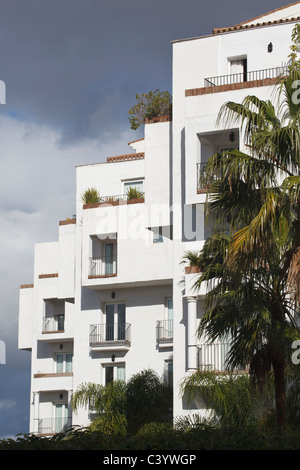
(81, 187), (101, 204)
(126, 186), (145, 200)
(2, 424), (300, 450)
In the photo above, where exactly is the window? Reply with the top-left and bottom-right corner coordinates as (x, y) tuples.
(229, 57), (247, 82)
(104, 364), (126, 385)
(105, 303), (126, 341)
(153, 227), (164, 243)
(167, 361), (173, 385)
(104, 242), (115, 275)
(124, 180), (144, 193)
(55, 403), (68, 433)
(55, 353), (73, 373)
(44, 299), (65, 332)
(57, 314), (64, 331)
(166, 298), (173, 338)
(90, 236), (117, 277)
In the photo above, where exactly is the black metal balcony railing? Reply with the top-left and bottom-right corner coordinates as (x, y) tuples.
(204, 65), (288, 88)
(90, 323), (131, 347)
(197, 162), (209, 190)
(197, 161), (227, 191)
(37, 417), (70, 435)
(100, 194), (128, 203)
(89, 193), (145, 205)
(89, 256), (117, 276)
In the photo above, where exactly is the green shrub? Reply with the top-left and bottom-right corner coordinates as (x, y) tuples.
(2, 425), (300, 450)
(81, 187), (101, 204)
(126, 186), (144, 200)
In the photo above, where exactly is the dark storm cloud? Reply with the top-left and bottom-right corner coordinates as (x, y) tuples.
(0, 0), (294, 143)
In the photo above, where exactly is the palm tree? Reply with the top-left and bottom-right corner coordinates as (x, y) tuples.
(71, 369), (172, 436)
(193, 233), (299, 427)
(206, 70), (300, 287)
(195, 61), (300, 426)
(126, 369), (173, 435)
(180, 368), (267, 428)
(71, 380), (127, 436)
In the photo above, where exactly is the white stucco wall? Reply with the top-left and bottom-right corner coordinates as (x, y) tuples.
(18, 286), (34, 351)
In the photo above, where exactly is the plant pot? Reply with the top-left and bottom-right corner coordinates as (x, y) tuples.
(185, 266), (202, 274)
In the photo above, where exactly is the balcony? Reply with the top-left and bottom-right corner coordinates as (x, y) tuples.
(36, 417), (71, 435)
(42, 315), (64, 333)
(204, 65), (288, 88)
(90, 323), (131, 350)
(197, 162), (209, 192)
(186, 66), (289, 98)
(89, 255), (117, 278)
(197, 341), (246, 372)
(197, 160), (227, 193)
(40, 311), (74, 342)
(156, 320), (173, 346)
(83, 193), (145, 209)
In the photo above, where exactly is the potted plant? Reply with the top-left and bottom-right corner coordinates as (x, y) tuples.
(81, 187), (101, 205)
(181, 251), (202, 274)
(126, 187), (145, 201)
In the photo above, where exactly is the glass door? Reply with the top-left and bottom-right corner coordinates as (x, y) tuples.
(117, 303), (126, 340)
(56, 354), (64, 373)
(55, 403), (68, 433)
(167, 298), (173, 338)
(106, 304), (114, 341)
(105, 243), (114, 275)
(116, 364), (125, 382)
(105, 303), (126, 341)
(57, 314), (65, 331)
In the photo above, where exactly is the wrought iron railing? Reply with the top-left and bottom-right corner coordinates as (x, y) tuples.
(197, 162), (209, 190)
(89, 256), (117, 276)
(197, 161), (227, 190)
(156, 320), (173, 343)
(99, 194), (128, 203)
(204, 65), (288, 88)
(91, 193), (145, 204)
(90, 323), (131, 347)
(37, 417), (71, 434)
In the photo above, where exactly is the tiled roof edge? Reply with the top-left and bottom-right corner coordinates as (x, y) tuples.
(213, 16), (300, 34)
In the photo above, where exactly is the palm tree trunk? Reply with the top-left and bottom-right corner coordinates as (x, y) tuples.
(272, 356), (286, 427)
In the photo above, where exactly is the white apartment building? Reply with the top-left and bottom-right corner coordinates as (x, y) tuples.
(19, 2), (300, 434)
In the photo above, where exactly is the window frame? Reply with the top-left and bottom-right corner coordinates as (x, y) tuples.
(55, 352), (73, 374)
(103, 363), (126, 385)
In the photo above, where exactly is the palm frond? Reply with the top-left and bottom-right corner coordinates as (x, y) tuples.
(287, 246), (300, 306)
(180, 369), (263, 427)
(226, 191), (288, 269)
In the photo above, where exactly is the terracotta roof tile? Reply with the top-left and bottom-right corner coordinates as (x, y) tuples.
(107, 153), (144, 163)
(213, 15), (300, 34)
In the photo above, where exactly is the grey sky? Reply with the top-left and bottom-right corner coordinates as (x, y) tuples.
(0, 0), (294, 439)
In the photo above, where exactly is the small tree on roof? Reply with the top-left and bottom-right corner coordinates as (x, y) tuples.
(128, 89), (172, 130)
